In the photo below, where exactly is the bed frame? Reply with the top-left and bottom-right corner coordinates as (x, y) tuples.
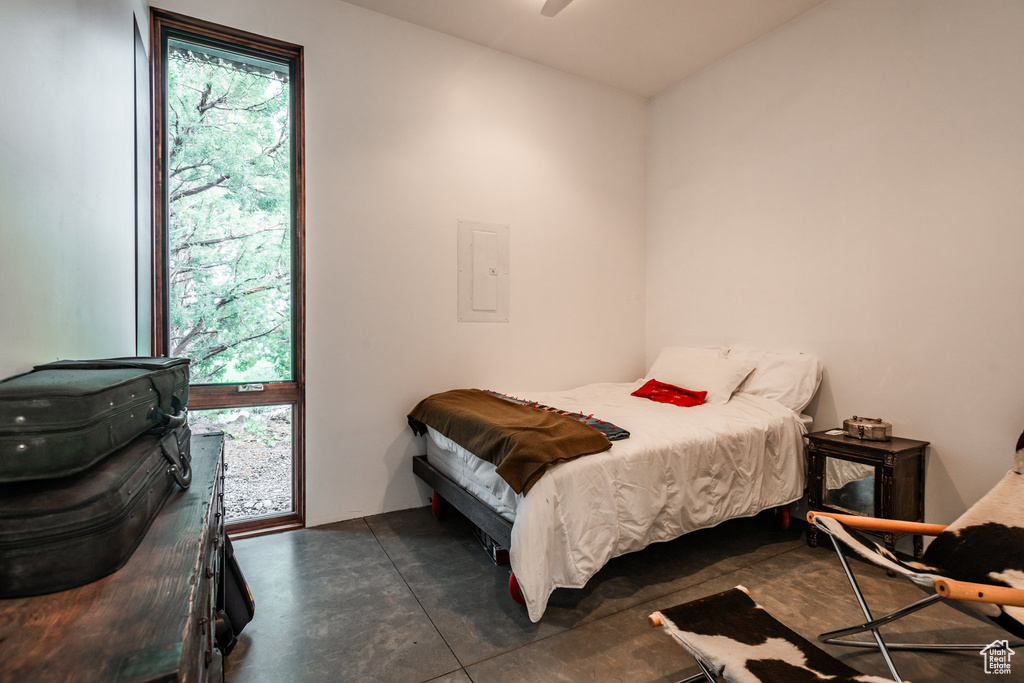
(413, 453), (792, 609)
(412, 454), (527, 602)
(412, 454), (513, 549)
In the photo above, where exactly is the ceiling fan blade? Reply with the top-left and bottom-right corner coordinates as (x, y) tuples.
(540, 0), (574, 17)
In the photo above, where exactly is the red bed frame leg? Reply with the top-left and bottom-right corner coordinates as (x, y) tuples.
(777, 504), (791, 530)
(508, 571), (526, 605)
(431, 491), (444, 519)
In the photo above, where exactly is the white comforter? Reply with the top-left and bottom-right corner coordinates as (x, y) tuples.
(429, 381), (807, 622)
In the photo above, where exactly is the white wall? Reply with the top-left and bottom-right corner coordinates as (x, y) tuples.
(5, 0), (1020, 531)
(152, 0), (649, 524)
(648, 0), (1024, 523)
(0, 0), (148, 379)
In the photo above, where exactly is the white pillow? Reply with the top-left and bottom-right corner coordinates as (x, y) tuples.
(728, 345), (823, 413)
(646, 347), (754, 404)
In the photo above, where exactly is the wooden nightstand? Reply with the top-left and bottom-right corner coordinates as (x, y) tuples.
(805, 430), (929, 558)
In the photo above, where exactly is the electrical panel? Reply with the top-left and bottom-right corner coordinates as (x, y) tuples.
(457, 220), (509, 322)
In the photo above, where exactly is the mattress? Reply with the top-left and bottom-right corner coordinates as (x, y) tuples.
(424, 380), (809, 622)
(425, 427), (520, 523)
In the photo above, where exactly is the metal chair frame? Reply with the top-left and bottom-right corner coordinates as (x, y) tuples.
(812, 511), (1024, 682)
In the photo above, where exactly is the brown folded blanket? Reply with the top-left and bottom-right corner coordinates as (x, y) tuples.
(408, 389), (612, 494)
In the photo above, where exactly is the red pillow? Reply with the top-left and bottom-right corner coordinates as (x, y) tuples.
(631, 379), (707, 408)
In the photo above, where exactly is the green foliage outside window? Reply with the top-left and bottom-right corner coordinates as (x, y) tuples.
(166, 44), (292, 384)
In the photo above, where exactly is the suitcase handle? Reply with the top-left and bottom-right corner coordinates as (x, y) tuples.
(147, 407), (187, 435)
(161, 409), (188, 431)
(169, 459), (192, 490)
(160, 431), (192, 491)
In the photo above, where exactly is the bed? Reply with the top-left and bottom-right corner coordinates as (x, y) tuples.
(410, 345), (823, 622)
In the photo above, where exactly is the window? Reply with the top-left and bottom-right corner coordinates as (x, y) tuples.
(151, 9), (305, 537)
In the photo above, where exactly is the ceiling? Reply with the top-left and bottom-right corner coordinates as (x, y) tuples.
(338, 0), (828, 98)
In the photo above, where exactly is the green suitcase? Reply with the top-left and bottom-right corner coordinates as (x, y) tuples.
(0, 423), (192, 598)
(0, 357), (189, 482)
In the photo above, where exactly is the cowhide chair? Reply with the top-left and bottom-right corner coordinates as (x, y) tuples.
(648, 586), (902, 683)
(807, 428), (1024, 682)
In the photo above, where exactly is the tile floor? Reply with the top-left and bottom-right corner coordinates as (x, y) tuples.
(224, 507), (1007, 683)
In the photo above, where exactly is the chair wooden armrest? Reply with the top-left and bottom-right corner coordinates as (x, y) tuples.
(807, 511), (947, 537)
(935, 578), (1024, 607)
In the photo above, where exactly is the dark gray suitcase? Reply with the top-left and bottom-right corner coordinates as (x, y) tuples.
(0, 424), (192, 598)
(0, 357), (189, 482)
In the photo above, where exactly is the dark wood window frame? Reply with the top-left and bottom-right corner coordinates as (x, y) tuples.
(150, 8), (306, 538)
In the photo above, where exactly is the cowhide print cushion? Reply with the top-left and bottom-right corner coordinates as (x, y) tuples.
(653, 587), (898, 683)
(922, 429), (1024, 637)
(813, 427), (1024, 639)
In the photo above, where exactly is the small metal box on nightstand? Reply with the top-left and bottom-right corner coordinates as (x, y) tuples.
(805, 430), (929, 558)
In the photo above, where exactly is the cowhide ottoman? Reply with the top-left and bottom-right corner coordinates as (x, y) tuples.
(649, 586), (902, 683)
